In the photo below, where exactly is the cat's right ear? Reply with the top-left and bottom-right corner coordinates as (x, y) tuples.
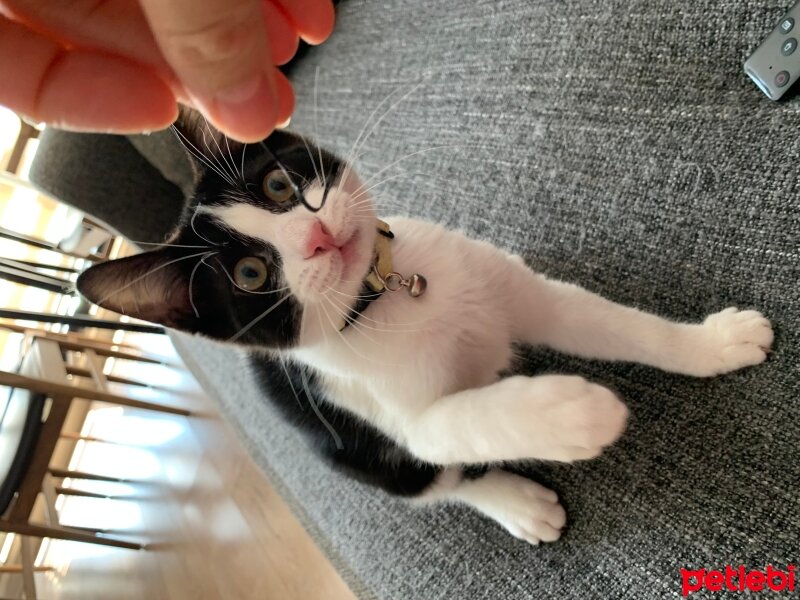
(172, 106), (241, 177)
(77, 250), (199, 332)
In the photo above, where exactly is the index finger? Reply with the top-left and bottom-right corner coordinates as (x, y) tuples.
(138, 0), (278, 142)
(270, 0), (335, 45)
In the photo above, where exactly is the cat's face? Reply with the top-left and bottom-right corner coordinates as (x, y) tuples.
(77, 117), (377, 349)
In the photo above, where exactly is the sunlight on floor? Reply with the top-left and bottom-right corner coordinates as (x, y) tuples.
(79, 407), (185, 448)
(34, 351), (195, 588)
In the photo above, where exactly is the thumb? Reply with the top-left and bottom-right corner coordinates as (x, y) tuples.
(138, 0), (280, 142)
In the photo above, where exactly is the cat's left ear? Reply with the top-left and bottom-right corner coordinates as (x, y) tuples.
(77, 251), (199, 331)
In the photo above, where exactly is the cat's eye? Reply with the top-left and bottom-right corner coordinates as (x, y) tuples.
(233, 257), (268, 291)
(263, 170), (295, 204)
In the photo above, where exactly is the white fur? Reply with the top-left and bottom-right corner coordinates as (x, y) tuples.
(450, 470), (567, 545)
(416, 468), (566, 544)
(213, 174), (774, 545)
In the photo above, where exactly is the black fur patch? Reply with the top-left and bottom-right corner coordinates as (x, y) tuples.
(250, 354), (441, 496)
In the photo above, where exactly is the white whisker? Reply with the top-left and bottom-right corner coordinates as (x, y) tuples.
(359, 145), (457, 193)
(315, 302), (329, 346)
(188, 251), (218, 317)
(344, 82), (423, 180)
(279, 356), (305, 411)
(203, 118), (239, 185)
(127, 240), (212, 249)
(171, 126), (236, 186)
(299, 366), (343, 450)
(224, 134), (242, 185)
(325, 290), (425, 333)
(228, 294), (291, 342)
(318, 297), (402, 367)
(314, 67), (326, 190)
(350, 197), (405, 212)
(190, 207), (221, 247)
(339, 83), (415, 193)
(324, 295), (382, 345)
(202, 129), (236, 186)
(302, 136), (322, 183)
(240, 142), (248, 184)
(350, 171), (450, 206)
(326, 287), (431, 327)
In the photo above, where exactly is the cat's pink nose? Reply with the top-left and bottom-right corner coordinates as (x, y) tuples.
(304, 220), (337, 259)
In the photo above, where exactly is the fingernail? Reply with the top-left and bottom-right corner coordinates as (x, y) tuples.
(212, 74), (277, 142)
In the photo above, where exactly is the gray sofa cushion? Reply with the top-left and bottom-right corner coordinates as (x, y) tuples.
(126, 132), (195, 199)
(30, 129), (188, 243)
(171, 1), (799, 598)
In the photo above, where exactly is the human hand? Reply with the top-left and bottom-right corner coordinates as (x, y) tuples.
(0, 0), (334, 142)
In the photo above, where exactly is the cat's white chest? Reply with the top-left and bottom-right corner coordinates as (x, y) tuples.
(292, 217), (522, 444)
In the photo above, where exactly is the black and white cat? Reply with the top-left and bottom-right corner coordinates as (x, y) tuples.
(78, 115), (773, 545)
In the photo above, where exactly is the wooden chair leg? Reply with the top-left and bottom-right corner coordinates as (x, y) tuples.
(58, 432), (114, 444)
(0, 370), (191, 416)
(48, 468), (128, 483)
(0, 521), (142, 550)
(85, 349), (109, 390)
(59, 525), (107, 534)
(54, 338), (165, 365)
(64, 366), (152, 389)
(19, 535), (37, 600)
(0, 565), (53, 573)
(40, 476), (59, 526)
(54, 487), (112, 500)
(105, 373), (156, 388)
(6, 121), (38, 174)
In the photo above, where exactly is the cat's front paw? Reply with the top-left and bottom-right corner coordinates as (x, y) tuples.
(408, 376), (628, 465)
(531, 376), (629, 463)
(690, 307), (774, 377)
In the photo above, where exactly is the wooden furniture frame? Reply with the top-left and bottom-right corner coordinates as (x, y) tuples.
(0, 334), (191, 598)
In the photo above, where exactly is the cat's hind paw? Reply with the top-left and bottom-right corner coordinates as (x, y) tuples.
(465, 471), (567, 545)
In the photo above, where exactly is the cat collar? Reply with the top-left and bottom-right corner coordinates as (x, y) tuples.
(339, 220), (427, 331)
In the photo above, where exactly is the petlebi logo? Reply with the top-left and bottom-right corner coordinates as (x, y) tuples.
(681, 565), (797, 596)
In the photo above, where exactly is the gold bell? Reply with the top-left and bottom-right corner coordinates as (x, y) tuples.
(407, 273), (427, 297)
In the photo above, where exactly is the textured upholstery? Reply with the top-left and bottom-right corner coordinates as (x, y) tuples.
(32, 1), (800, 597)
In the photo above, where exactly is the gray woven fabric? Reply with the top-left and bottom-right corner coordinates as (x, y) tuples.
(31, 0), (800, 597)
(175, 1), (799, 597)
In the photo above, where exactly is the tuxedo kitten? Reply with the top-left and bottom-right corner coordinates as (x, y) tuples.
(78, 114), (774, 545)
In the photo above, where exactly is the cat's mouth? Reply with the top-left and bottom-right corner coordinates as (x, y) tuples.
(339, 230), (360, 269)
(331, 222), (379, 295)
(300, 227), (365, 296)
